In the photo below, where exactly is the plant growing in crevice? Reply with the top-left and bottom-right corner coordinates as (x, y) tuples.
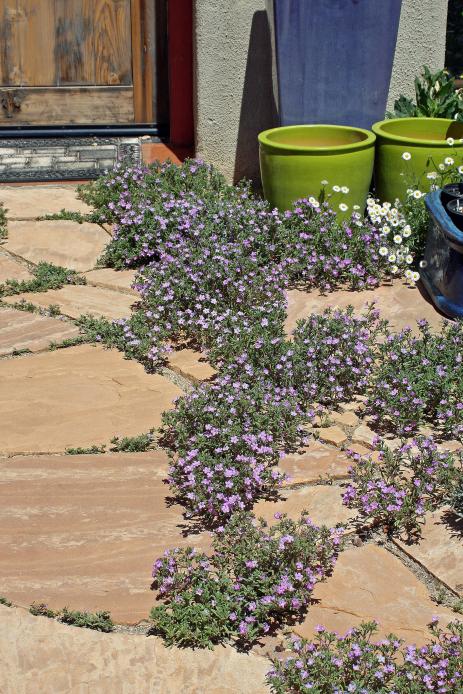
(29, 603), (57, 618)
(150, 511), (344, 648)
(0, 203), (7, 240)
(110, 429), (156, 452)
(59, 607), (114, 632)
(0, 262), (86, 297)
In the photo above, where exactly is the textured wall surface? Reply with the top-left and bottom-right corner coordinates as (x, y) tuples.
(387, 0), (449, 110)
(194, 0), (449, 183)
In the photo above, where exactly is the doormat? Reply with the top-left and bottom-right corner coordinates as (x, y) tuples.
(0, 137), (142, 182)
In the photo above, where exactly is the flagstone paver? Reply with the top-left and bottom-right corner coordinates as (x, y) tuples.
(0, 254), (32, 282)
(285, 279), (446, 335)
(0, 308), (80, 355)
(3, 284), (136, 320)
(395, 508), (463, 596)
(5, 220), (108, 271)
(280, 441), (352, 485)
(168, 347), (217, 383)
(0, 184), (91, 219)
(0, 452), (210, 622)
(0, 605), (269, 694)
(85, 267), (138, 295)
(254, 485), (354, 528)
(294, 544), (457, 643)
(0, 344), (182, 455)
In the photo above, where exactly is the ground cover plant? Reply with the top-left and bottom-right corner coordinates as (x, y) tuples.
(0, 202), (7, 240)
(59, 608), (114, 632)
(0, 262), (86, 297)
(343, 437), (463, 538)
(267, 619), (463, 693)
(150, 511), (344, 648)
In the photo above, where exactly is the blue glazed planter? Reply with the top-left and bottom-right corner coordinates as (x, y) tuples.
(273, 0), (402, 129)
(421, 189), (463, 319)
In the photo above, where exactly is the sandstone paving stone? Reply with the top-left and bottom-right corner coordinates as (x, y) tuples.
(0, 308), (80, 355)
(352, 423), (377, 448)
(85, 267), (138, 295)
(0, 605), (269, 694)
(3, 284), (136, 320)
(254, 485), (354, 528)
(0, 452), (210, 623)
(395, 508), (463, 596)
(318, 426), (348, 447)
(329, 410), (359, 428)
(294, 544), (457, 643)
(168, 347), (216, 384)
(285, 279), (447, 335)
(0, 344), (183, 455)
(0, 254), (32, 282)
(280, 441), (352, 485)
(0, 184), (91, 220)
(5, 220), (108, 271)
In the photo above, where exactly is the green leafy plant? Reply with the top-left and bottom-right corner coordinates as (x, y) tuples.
(65, 445), (106, 455)
(150, 511), (344, 648)
(110, 429), (156, 452)
(0, 262), (86, 297)
(267, 619), (463, 693)
(452, 477), (463, 520)
(59, 608), (114, 632)
(0, 596), (12, 607)
(387, 66), (463, 120)
(0, 203), (7, 240)
(37, 208), (104, 225)
(29, 602), (57, 618)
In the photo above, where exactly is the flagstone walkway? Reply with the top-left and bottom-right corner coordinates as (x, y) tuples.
(0, 184), (462, 693)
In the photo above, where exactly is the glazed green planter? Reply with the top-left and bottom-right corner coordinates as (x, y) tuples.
(258, 124), (376, 219)
(372, 117), (463, 203)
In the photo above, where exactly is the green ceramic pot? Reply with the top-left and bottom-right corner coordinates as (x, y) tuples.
(372, 117), (463, 203)
(258, 124), (376, 219)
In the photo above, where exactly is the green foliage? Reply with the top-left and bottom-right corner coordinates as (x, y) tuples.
(150, 511), (343, 648)
(0, 596), (12, 607)
(37, 208), (104, 225)
(65, 445), (106, 455)
(0, 203), (7, 240)
(49, 335), (89, 351)
(29, 603), (57, 618)
(59, 608), (114, 632)
(387, 66), (463, 120)
(0, 262), (86, 297)
(452, 477), (463, 520)
(110, 429), (156, 452)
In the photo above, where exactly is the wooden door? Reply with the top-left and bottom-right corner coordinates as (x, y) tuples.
(0, 0), (160, 125)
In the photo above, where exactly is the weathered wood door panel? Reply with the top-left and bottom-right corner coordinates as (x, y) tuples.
(0, 0), (158, 124)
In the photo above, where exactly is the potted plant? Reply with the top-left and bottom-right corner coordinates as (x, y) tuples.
(258, 124), (375, 217)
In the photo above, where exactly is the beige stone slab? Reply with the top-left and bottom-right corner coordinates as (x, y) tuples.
(318, 426), (348, 447)
(0, 254), (32, 282)
(0, 308), (80, 355)
(3, 285), (136, 320)
(0, 184), (91, 220)
(85, 268), (138, 295)
(280, 441), (351, 485)
(0, 606), (269, 694)
(285, 279), (447, 335)
(168, 347), (216, 384)
(0, 344), (183, 455)
(5, 220), (108, 271)
(295, 544), (456, 643)
(396, 508), (463, 596)
(254, 485), (353, 528)
(0, 452), (210, 623)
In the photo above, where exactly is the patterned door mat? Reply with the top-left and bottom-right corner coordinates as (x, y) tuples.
(0, 137), (142, 182)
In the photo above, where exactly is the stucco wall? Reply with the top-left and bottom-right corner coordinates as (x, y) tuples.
(194, 0), (449, 184)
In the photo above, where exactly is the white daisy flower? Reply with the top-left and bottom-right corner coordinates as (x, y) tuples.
(382, 225), (390, 234)
(338, 203), (348, 212)
(458, 166), (463, 175)
(341, 186), (349, 194)
(426, 171), (438, 180)
(321, 179), (328, 185)
(366, 197), (375, 206)
(309, 196), (319, 206)
(445, 157), (454, 166)
(379, 247), (388, 256)
(405, 269), (413, 279)
(405, 255), (413, 264)
(353, 205), (360, 210)
(447, 137), (455, 146)
(402, 152), (411, 160)
(412, 271), (420, 282)
(391, 265), (399, 274)
(403, 227), (411, 238)
(438, 163), (446, 171)
(332, 185), (341, 192)
(388, 254), (396, 263)
(413, 190), (423, 199)
(393, 234), (403, 244)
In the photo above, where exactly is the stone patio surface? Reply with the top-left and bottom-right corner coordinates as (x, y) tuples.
(1, 183), (462, 690)
(0, 605), (269, 694)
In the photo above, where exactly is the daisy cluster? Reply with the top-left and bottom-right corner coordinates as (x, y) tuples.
(267, 619), (463, 694)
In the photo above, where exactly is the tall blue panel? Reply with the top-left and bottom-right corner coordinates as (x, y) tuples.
(274, 0), (403, 129)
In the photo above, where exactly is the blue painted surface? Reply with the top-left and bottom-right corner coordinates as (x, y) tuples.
(273, 0), (402, 129)
(421, 189), (463, 319)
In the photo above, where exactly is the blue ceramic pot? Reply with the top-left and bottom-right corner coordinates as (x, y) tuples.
(421, 189), (463, 319)
(273, 0), (403, 129)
